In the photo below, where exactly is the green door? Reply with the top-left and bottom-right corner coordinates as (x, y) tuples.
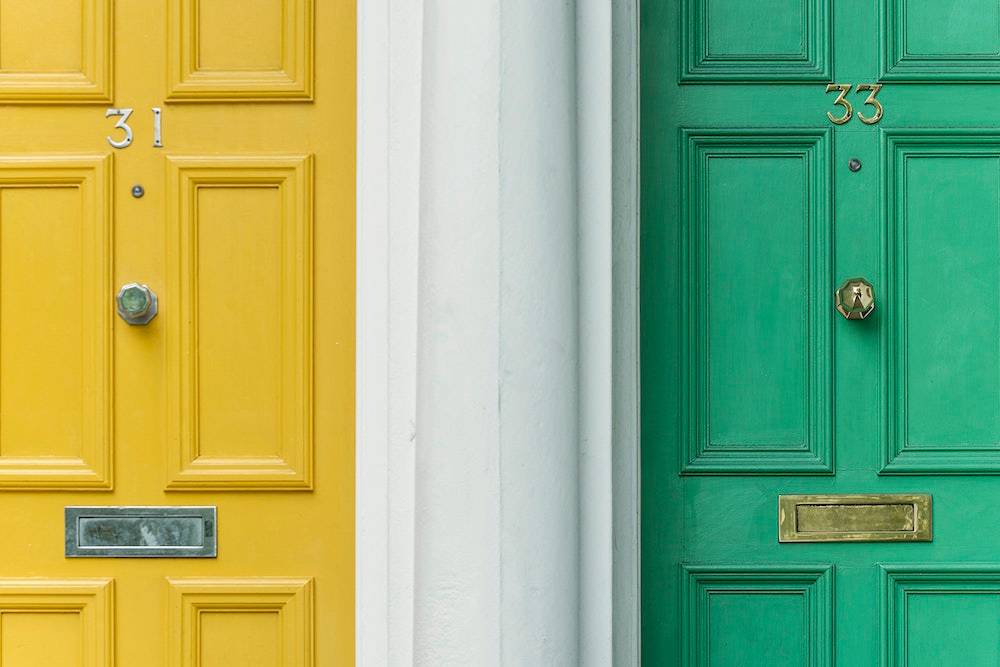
(642, 0), (1000, 664)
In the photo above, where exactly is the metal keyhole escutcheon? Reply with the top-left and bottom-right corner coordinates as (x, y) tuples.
(116, 283), (158, 325)
(835, 277), (875, 320)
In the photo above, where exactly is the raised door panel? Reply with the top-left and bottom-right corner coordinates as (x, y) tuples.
(883, 133), (1000, 472)
(0, 0), (112, 102)
(167, 0), (314, 101)
(682, 0), (831, 81)
(166, 156), (313, 489)
(0, 157), (112, 488)
(0, 579), (113, 667)
(881, 566), (1000, 666)
(882, 0), (1000, 80)
(168, 578), (313, 667)
(681, 130), (832, 474)
(683, 566), (833, 667)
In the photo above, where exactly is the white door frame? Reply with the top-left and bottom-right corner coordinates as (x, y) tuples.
(355, 0), (640, 663)
(356, 0), (421, 663)
(609, 1), (641, 662)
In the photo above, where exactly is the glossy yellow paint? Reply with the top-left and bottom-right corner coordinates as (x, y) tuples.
(0, 0), (354, 664)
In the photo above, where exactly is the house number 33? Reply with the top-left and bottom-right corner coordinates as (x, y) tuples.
(105, 107), (164, 149)
(825, 84), (884, 125)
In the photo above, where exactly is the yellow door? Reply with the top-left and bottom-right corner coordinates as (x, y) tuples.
(0, 1), (354, 665)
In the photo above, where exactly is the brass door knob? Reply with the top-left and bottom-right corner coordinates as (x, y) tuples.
(835, 277), (875, 320)
(116, 283), (158, 325)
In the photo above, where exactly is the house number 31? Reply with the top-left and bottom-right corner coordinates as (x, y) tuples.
(105, 107), (164, 149)
(825, 84), (884, 125)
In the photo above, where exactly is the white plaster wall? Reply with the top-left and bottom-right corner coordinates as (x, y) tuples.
(357, 0), (639, 663)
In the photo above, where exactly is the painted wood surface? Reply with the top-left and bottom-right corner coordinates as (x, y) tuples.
(644, 0), (1000, 663)
(0, 0), (355, 664)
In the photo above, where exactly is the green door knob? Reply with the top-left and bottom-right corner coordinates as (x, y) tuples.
(116, 283), (158, 325)
(835, 277), (875, 320)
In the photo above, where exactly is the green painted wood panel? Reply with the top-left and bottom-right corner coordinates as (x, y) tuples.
(882, 567), (1000, 666)
(903, 158), (1000, 444)
(884, 134), (1000, 472)
(684, 566), (832, 667)
(682, 0), (830, 80)
(883, 0), (1000, 79)
(706, 155), (809, 445)
(708, 594), (805, 666)
(642, 0), (1000, 664)
(683, 132), (832, 473)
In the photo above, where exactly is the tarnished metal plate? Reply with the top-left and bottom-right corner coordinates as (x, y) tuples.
(65, 506), (216, 558)
(778, 494), (931, 543)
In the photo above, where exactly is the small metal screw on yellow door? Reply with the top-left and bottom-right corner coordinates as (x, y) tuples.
(116, 283), (157, 325)
(835, 277), (875, 320)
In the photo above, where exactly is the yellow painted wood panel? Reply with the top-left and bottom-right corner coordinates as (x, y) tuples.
(194, 186), (285, 457)
(0, 0), (112, 101)
(0, 579), (113, 667)
(168, 578), (313, 667)
(0, 158), (112, 488)
(0, 0), (83, 71)
(3, 613), (84, 667)
(196, 0), (284, 71)
(1, 187), (87, 456)
(165, 157), (313, 488)
(167, 0), (314, 100)
(0, 0), (355, 663)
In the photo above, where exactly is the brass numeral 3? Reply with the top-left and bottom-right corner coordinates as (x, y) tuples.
(825, 83), (884, 125)
(825, 84), (853, 125)
(856, 84), (883, 125)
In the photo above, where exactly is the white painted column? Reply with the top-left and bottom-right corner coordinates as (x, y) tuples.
(359, 0), (640, 663)
(414, 0), (580, 664)
(413, 0), (501, 662)
(499, 0), (580, 664)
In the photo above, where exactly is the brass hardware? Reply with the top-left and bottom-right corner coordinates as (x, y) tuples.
(835, 277), (875, 320)
(778, 494), (932, 543)
(825, 83), (853, 125)
(825, 83), (884, 126)
(856, 83), (884, 125)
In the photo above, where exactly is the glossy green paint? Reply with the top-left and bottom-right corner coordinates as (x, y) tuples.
(682, 130), (832, 474)
(642, 0), (1000, 664)
(684, 566), (833, 666)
